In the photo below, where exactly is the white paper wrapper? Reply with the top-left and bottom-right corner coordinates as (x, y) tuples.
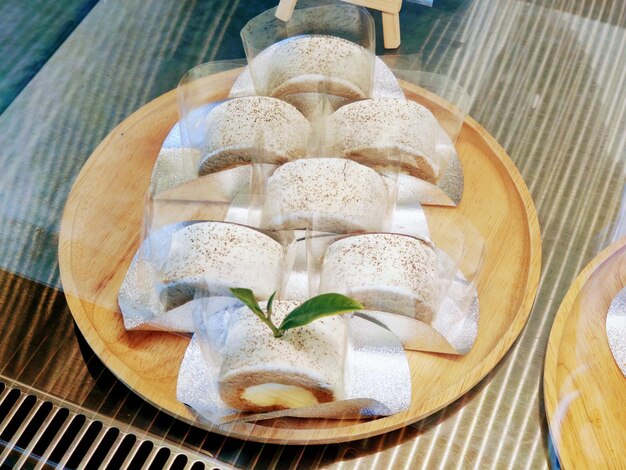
(177, 312), (411, 424)
(607, 286), (626, 377)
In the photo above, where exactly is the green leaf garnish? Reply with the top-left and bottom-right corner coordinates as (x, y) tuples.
(230, 288), (281, 337)
(278, 293), (363, 332)
(266, 291), (276, 321)
(229, 288), (363, 338)
(230, 288), (265, 317)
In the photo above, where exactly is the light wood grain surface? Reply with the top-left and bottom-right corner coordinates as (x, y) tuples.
(544, 237), (626, 469)
(59, 67), (541, 444)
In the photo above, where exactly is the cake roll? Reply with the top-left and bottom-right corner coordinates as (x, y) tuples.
(229, 50), (405, 120)
(320, 233), (439, 323)
(261, 158), (389, 233)
(159, 222), (284, 309)
(264, 35), (374, 101)
(328, 99), (452, 183)
(218, 300), (346, 412)
(197, 97), (309, 176)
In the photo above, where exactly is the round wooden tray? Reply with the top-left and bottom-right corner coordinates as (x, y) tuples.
(59, 68), (541, 445)
(544, 237), (626, 468)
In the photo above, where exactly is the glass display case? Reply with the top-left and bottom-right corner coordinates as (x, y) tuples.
(0, 0), (624, 468)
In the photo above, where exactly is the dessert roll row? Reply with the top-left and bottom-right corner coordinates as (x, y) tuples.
(197, 96), (453, 184)
(133, 220), (443, 333)
(159, 223), (440, 326)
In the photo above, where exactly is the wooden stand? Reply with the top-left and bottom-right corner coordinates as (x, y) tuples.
(59, 67), (541, 445)
(275, 0), (403, 49)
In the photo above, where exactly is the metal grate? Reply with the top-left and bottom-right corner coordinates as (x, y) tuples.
(0, 382), (229, 469)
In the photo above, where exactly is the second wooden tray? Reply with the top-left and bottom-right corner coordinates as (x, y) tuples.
(544, 237), (626, 468)
(59, 68), (541, 445)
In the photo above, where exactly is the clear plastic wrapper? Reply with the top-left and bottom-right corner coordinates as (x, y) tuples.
(319, 232), (444, 324)
(176, 296), (411, 424)
(118, 221), (200, 332)
(326, 98), (452, 185)
(192, 97), (310, 177)
(229, 53), (406, 120)
(257, 157), (399, 233)
(151, 61), (247, 196)
(118, 190), (295, 332)
(279, 229), (311, 301)
(155, 223), (284, 308)
(254, 140), (406, 233)
(312, 211), (484, 354)
(164, 65), (311, 197)
(240, 1), (376, 112)
(178, 64), (234, 153)
(380, 54), (472, 205)
(380, 55), (471, 146)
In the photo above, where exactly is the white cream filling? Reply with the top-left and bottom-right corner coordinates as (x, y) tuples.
(241, 383), (319, 408)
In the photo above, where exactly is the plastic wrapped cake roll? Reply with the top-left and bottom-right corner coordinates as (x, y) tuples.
(261, 158), (389, 233)
(320, 233), (439, 323)
(218, 300), (346, 412)
(197, 96), (310, 176)
(264, 36), (374, 102)
(328, 99), (454, 183)
(159, 222), (284, 309)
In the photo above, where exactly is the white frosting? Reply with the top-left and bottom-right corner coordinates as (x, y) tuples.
(328, 99), (452, 183)
(160, 222), (284, 306)
(261, 158), (389, 232)
(197, 96), (309, 175)
(320, 233), (438, 323)
(219, 300), (346, 407)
